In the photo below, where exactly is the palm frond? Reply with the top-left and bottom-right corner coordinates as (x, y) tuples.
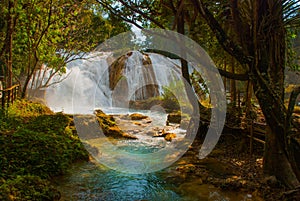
(283, 0), (300, 27)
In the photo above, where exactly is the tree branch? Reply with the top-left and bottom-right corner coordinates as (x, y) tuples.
(145, 47), (249, 80)
(96, 0), (145, 29)
(117, 0), (165, 29)
(218, 68), (249, 80)
(191, 0), (252, 65)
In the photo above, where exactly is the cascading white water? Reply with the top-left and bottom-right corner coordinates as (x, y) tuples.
(45, 51), (185, 114)
(123, 51), (156, 100)
(45, 52), (112, 113)
(148, 53), (182, 94)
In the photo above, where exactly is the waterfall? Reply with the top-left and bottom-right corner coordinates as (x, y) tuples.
(124, 51), (156, 100)
(45, 52), (112, 113)
(148, 53), (182, 94)
(44, 51), (185, 114)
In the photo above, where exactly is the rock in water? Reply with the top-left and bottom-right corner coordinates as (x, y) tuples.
(94, 109), (137, 139)
(129, 113), (148, 120)
(164, 133), (177, 142)
(167, 112), (182, 124)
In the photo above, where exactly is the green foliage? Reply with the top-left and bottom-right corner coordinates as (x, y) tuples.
(1, 125), (88, 179)
(0, 175), (60, 201)
(287, 28), (300, 71)
(0, 0), (130, 95)
(161, 81), (184, 112)
(0, 99), (89, 199)
(7, 99), (53, 118)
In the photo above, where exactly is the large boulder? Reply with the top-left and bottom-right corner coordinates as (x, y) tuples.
(167, 111), (182, 124)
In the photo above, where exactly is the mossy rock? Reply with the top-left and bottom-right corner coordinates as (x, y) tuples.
(8, 99), (53, 118)
(167, 111), (190, 124)
(164, 133), (177, 142)
(94, 110), (137, 139)
(167, 111), (182, 124)
(129, 98), (163, 110)
(129, 113), (148, 120)
(95, 109), (116, 127)
(0, 100), (90, 201)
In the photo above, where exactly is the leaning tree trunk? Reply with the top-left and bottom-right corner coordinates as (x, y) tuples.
(251, 0), (300, 189)
(252, 75), (300, 189)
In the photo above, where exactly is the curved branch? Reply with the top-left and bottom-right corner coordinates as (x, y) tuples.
(218, 68), (249, 80)
(191, 0), (252, 65)
(145, 48), (249, 80)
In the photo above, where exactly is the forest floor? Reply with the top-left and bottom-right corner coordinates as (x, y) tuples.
(167, 133), (285, 201)
(166, 104), (300, 201)
(170, 124), (300, 201)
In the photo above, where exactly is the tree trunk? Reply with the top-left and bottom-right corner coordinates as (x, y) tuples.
(253, 78), (300, 189)
(6, 0), (14, 88)
(223, 60), (227, 92)
(230, 57), (236, 105)
(251, 0), (300, 189)
(193, 0), (300, 188)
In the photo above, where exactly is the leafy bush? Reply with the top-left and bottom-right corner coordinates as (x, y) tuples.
(7, 99), (53, 119)
(1, 126), (88, 179)
(0, 175), (60, 201)
(0, 99), (89, 199)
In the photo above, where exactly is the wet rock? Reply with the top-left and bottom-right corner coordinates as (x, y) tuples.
(144, 120), (152, 124)
(129, 113), (148, 120)
(94, 109), (137, 139)
(176, 164), (197, 173)
(167, 111), (181, 124)
(164, 133), (176, 142)
(119, 114), (130, 120)
(109, 52), (160, 101)
(153, 127), (161, 132)
(132, 130), (141, 134)
(109, 54), (127, 90)
(129, 98), (163, 110)
(152, 132), (167, 137)
(147, 130), (157, 136)
(198, 158), (236, 177)
(133, 121), (142, 126)
(167, 111), (190, 126)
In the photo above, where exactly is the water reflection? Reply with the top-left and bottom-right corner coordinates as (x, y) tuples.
(55, 159), (249, 201)
(55, 161), (181, 201)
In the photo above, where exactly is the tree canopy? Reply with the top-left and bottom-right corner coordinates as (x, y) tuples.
(0, 0), (130, 96)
